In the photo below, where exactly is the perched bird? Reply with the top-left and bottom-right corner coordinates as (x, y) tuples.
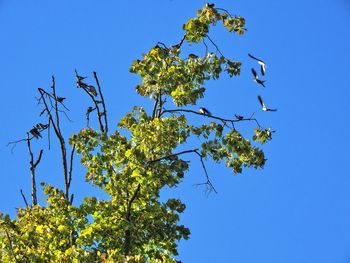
(235, 114), (244, 120)
(206, 3), (215, 8)
(86, 106), (94, 115)
(188, 53), (199, 60)
(257, 95), (277, 112)
(248, 53), (266, 75)
(77, 80), (88, 89)
(88, 85), (98, 97)
(30, 127), (42, 139)
(76, 74), (87, 82)
(199, 107), (212, 116)
(57, 97), (66, 103)
(251, 68), (265, 87)
(36, 123), (49, 130)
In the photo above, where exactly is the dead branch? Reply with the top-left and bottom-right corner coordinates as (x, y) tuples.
(93, 71), (109, 134)
(26, 134), (43, 205)
(20, 189), (29, 208)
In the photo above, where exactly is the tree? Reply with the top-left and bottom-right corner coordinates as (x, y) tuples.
(0, 3), (274, 262)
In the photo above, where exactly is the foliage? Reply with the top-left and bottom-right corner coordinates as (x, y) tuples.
(0, 3), (273, 262)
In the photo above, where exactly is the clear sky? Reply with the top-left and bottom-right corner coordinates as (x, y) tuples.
(1, 0), (350, 262)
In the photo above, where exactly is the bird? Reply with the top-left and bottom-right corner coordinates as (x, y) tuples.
(88, 85), (98, 97)
(235, 114), (244, 120)
(257, 95), (277, 112)
(251, 68), (265, 87)
(36, 123), (49, 130)
(248, 53), (266, 75)
(29, 127), (42, 139)
(199, 107), (212, 116)
(86, 106), (94, 115)
(206, 3), (215, 8)
(57, 97), (66, 103)
(188, 53), (199, 60)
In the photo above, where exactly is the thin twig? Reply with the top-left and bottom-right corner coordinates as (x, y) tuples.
(193, 150), (217, 194)
(206, 35), (225, 57)
(162, 109), (262, 128)
(20, 189), (29, 208)
(67, 144), (75, 190)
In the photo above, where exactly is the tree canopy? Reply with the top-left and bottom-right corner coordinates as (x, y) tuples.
(0, 3), (274, 262)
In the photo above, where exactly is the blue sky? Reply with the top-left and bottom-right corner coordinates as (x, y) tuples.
(1, 0), (350, 262)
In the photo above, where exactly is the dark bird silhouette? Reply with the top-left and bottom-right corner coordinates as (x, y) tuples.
(88, 85), (98, 97)
(86, 106), (94, 115)
(258, 95), (277, 112)
(36, 123), (49, 130)
(199, 107), (212, 116)
(77, 80), (88, 89)
(188, 53), (199, 60)
(235, 114), (244, 120)
(57, 97), (66, 103)
(30, 127), (42, 139)
(248, 53), (266, 75)
(251, 68), (265, 87)
(206, 3), (215, 8)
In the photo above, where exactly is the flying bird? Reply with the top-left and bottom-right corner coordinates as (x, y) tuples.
(257, 95), (277, 112)
(30, 127), (42, 139)
(199, 107), (212, 116)
(251, 68), (266, 87)
(248, 53), (266, 75)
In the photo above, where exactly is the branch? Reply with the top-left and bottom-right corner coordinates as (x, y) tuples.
(148, 149), (198, 165)
(38, 79), (70, 200)
(26, 134), (43, 206)
(206, 35), (225, 57)
(124, 183), (141, 255)
(193, 150), (217, 194)
(76, 70), (105, 133)
(67, 144), (75, 190)
(161, 109), (262, 128)
(148, 148), (217, 193)
(4, 230), (19, 263)
(20, 189), (29, 208)
(93, 71), (109, 134)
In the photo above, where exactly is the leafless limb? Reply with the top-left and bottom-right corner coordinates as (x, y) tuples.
(26, 134), (43, 205)
(93, 71), (109, 134)
(38, 77), (70, 200)
(206, 35), (225, 57)
(76, 70), (108, 134)
(161, 109), (262, 128)
(4, 229), (19, 263)
(193, 150), (217, 194)
(67, 144), (75, 191)
(148, 148), (217, 193)
(20, 189), (29, 208)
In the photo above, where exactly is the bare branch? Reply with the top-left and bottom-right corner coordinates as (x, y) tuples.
(20, 189), (29, 208)
(206, 35), (225, 57)
(162, 109), (262, 128)
(26, 134), (43, 206)
(193, 150), (217, 194)
(93, 71), (109, 134)
(67, 144), (76, 190)
(4, 230), (19, 263)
